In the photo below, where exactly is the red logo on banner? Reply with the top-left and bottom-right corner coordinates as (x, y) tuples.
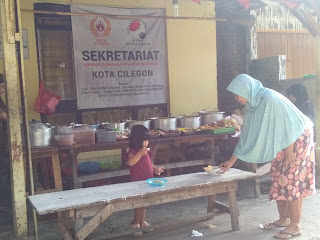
(128, 20), (147, 40)
(90, 17), (111, 38)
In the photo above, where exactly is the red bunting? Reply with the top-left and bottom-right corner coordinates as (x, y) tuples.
(238, 0), (250, 9)
(283, 0), (301, 10)
(192, 0), (201, 4)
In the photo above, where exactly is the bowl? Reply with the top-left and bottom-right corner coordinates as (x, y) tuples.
(54, 134), (75, 147)
(146, 178), (168, 186)
(204, 166), (221, 176)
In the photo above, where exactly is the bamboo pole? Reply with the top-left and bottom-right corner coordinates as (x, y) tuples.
(21, 8), (226, 21)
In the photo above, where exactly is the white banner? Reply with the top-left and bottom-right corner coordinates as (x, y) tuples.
(71, 5), (168, 109)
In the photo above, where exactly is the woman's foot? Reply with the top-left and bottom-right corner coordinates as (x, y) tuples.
(274, 223), (302, 239)
(140, 221), (153, 232)
(263, 219), (290, 230)
(130, 223), (143, 237)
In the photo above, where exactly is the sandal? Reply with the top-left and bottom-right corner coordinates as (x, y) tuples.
(274, 230), (302, 239)
(140, 221), (154, 233)
(131, 223), (143, 237)
(263, 222), (290, 230)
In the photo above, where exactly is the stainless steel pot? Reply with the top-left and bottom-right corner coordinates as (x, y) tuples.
(198, 110), (224, 125)
(151, 117), (177, 131)
(106, 122), (126, 133)
(29, 120), (52, 147)
(126, 120), (151, 130)
(179, 115), (201, 129)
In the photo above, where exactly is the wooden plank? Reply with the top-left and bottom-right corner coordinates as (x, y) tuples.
(51, 151), (63, 189)
(28, 169), (256, 215)
(256, 162), (271, 176)
(58, 212), (73, 240)
(227, 190), (239, 231)
(75, 204), (115, 240)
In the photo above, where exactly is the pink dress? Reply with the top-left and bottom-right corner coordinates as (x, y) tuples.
(269, 127), (316, 201)
(127, 148), (154, 182)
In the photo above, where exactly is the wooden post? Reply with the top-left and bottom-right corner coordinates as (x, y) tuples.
(0, 0), (28, 237)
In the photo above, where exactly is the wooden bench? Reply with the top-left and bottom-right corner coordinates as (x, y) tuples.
(28, 168), (257, 240)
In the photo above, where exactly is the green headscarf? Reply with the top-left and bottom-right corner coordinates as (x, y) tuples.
(227, 74), (310, 163)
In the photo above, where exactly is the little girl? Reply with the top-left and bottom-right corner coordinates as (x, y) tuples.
(127, 125), (164, 235)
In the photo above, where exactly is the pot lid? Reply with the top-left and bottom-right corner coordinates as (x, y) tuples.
(29, 120), (50, 129)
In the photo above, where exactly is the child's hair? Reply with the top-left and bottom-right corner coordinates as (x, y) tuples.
(129, 125), (150, 149)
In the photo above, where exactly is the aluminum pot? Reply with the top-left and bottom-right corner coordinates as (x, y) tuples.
(151, 117), (177, 131)
(179, 115), (201, 129)
(106, 121), (126, 133)
(29, 120), (52, 147)
(198, 110), (224, 125)
(126, 120), (151, 130)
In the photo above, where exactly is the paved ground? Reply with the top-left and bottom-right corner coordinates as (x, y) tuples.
(1, 175), (320, 240)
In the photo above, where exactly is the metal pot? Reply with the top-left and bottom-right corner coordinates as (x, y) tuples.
(126, 120), (151, 130)
(198, 109), (224, 125)
(106, 121), (126, 133)
(151, 117), (177, 131)
(29, 120), (52, 147)
(179, 115), (201, 129)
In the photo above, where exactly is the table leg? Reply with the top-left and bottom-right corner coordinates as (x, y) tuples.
(207, 194), (216, 220)
(51, 151), (63, 190)
(58, 211), (74, 240)
(227, 190), (240, 231)
(70, 150), (79, 189)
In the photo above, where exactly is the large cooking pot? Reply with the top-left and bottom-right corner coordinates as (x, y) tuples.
(126, 120), (151, 130)
(198, 109), (224, 125)
(106, 121), (126, 133)
(29, 120), (52, 147)
(179, 115), (201, 129)
(151, 117), (177, 131)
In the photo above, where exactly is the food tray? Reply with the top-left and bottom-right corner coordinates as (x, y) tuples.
(181, 130), (201, 136)
(201, 127), (235, 135)
(146, 178), (168, 186)
(160, 131), (181, 138)
(150, 133), (161, 138)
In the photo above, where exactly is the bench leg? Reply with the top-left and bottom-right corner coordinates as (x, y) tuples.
(207, 194), (216, 220)
(58, 212), (74, 240)
(227, 190), (240, 231)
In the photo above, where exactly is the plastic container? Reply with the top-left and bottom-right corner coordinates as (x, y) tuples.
(68, 127), (95, 145)
(96, 130), (117, 143)
(99, 160), (121, 171)
(54, 135), (74, 147)
(78, 161), (100, 174)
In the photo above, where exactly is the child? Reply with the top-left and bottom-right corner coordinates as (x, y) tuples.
(127, 125), (164, 236)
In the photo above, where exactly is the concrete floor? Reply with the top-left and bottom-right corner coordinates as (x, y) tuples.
(1, 176), (320, 240)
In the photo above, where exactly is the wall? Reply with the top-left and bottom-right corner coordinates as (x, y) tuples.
(0, 0), (217, 120)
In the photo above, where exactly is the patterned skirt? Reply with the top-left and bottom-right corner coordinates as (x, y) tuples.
(269, 127), (316, 201)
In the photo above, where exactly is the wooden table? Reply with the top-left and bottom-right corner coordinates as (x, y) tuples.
(61, 134), (227, 189)
(28, 168), (257, 240)
(31, 147), (63, 193)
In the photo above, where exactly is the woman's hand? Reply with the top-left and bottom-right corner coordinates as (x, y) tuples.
(219, 155), (238, 174)
(154, 166), (164, 176)
(284, 143), (298, 168)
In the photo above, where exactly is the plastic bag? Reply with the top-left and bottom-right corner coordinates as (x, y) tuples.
(35, 81), (61, 115)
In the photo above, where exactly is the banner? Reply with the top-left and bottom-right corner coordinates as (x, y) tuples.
(71, 5), (168, 109)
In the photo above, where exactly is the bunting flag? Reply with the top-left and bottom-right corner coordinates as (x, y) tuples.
(283, 0), (301, 10)
(238, 0), (250, 9)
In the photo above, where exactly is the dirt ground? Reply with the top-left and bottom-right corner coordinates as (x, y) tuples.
(1, 175), (320, 240)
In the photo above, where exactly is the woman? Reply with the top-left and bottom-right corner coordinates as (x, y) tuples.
(220, 74), (316, 239)
(286, 83), (316, 142)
